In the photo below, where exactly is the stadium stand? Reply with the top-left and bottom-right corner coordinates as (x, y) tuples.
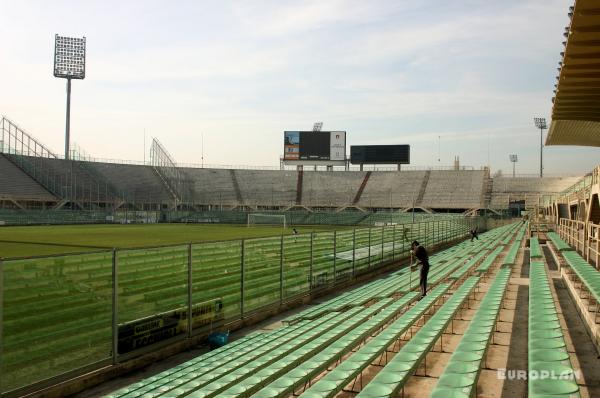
(89, 162), (173, 204)
(490, 176), (581, 209)
(357, 171), (427, 209)
(233, 170), (298, 208)
(301, 171), (366, 208)
(420, 170), (485, 210)
(0, 154), (55, 202)
(184, 168), (239, 207)
(2, 146), (586, 214)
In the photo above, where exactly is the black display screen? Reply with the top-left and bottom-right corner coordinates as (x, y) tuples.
(350, 145), (410, 164)
(299, 132), (330, 160)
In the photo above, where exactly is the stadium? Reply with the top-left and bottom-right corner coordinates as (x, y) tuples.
(2, 1), (600, 398)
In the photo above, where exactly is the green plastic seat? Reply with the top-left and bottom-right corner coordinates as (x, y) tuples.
(456, 341), (487, 352)
(384, 362), (414, 373)
(394, 351), (421, 362)
(326, 369), (353, 382)
(437, 373), (476, 388)
(360, 383), (395, 397)
(451, 351), (482, 362)
(310, 380), (338, 393)
(376, 371), (408, 385)
(461, 333), (489, 343)
(529, 338), (566, 350)
(530, 321), (562, 330)
(529, 362), (576, 379)
(529, 378), (579, 396)
(529, 349), (569, 363)
(444, 361), (480, 374)
(403, 343), (430, 353)
(530, 329), (564, 339)
(430, 388), (470, 398)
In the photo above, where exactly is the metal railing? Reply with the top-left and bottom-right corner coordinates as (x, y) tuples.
(559, 218), (588, 255)
(587, 222), (600, 269)
(0, 218), (481, 396)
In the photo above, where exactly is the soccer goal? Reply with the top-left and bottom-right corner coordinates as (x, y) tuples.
(247, 214), (287, 228)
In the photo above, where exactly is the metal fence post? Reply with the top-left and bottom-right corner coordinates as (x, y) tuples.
(380, 226), (384, 265)
(402, 223), (405, 255)
(280, 235), (284, 304)
(112, 248), (118, 364)
(392, 225), (396, 261)
(187, 243), (193, 337)
(309, 232), (314, 289)
(368, 228), (372, 268)
(445, 220), (448, 242)
(240, 239), (245, 319)
(333, 230), (337, 283)
(352, 229), (356, 277)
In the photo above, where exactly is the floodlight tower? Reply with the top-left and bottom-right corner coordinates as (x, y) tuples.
(509, 154), (518, 178)
(313, 122), (323, 132)
(533, 117), (547, 178)
(54, 34), (86, 159)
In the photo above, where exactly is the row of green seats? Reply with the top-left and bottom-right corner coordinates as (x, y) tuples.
(528, 261), (579, 397)
(547, 232), (573, 252)
(108, 331), (265, 397)
(283, 274), (402, 323)
(199, 301), (394, 397)
(296, 284), (451, 398)
(562, 250), (600, 306)
(252, 292), (421, 397)
(430, 267), (511, 397)
(530, 237), (543, 259)
(448, 250), (489, 281)
(163, 308), (365, 398)
(502, 240), (521, 266)
(107, 312), (342, 398)
(355, 276), (480, 397)
(476, 246), (504, 273)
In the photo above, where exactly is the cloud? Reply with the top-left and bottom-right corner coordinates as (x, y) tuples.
(0, 0), (588, 175)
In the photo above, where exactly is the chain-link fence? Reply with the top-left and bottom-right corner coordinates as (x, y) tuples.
(0, 217), (483, 395)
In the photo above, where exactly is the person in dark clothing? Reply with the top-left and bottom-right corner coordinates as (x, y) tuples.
(470, 227), (479, 242)
(411, 240), (429, 298)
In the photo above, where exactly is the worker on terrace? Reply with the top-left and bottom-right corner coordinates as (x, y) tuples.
(470, 226), (479, 242)
(411, 240), (429, 299)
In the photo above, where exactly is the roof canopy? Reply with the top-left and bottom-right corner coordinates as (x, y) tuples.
(547, 0), (600, 146)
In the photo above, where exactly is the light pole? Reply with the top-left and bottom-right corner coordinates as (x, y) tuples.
(54, 34), (86, 159)
(533, 117), (547, 178)
(509, 154), (518, 178)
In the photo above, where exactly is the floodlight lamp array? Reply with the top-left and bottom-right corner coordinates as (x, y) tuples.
(534, 117), (547, 130)
(54, 34), (86, 79)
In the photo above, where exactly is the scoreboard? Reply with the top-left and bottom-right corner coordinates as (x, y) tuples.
(284, 131), (346, 161)
(350, 145), (410, 164)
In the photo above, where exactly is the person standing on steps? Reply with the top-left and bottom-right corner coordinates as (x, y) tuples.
(411, 240), (429, 299)
(470, 226), (479, 242)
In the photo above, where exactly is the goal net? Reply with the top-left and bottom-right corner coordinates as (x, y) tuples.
(247, 214), (287, 228)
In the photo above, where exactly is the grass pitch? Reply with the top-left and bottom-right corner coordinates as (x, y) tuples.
(0, 223), (350, 258)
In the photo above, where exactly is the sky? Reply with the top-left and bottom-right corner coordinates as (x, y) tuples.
(1, 0), (598, 175)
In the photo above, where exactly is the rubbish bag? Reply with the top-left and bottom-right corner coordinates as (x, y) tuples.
(208, 331), (229, 349)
